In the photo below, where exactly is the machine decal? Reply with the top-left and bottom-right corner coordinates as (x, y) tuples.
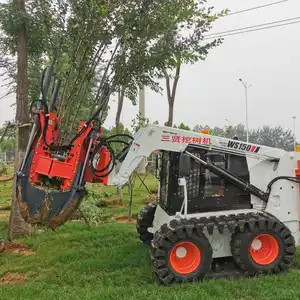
(161, 135), (211, 145)
(227, 140), (260, 153)
(161, 135), (171, 142)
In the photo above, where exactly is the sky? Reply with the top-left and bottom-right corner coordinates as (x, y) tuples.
(1, 0), (300, 139)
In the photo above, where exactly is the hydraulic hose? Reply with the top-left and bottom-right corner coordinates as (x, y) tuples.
(266, 176), (300, 193)
(89, 134), (133, 178)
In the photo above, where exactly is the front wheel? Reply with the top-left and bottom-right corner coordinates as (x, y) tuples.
(150, 219), (213, 285)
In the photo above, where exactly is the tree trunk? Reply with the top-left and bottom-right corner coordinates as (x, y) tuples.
(138, 86), (147, 174)
(8, 0), (31, 240)
(164, 62), (181, 127)
(128, 183), (133, 219)
(167, 101), (174, 127)
(115, 87), (125, 134)
(117, 187), (124, 205)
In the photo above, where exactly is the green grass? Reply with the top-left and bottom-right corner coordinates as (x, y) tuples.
(1, 221), (300, 300)
(0, 181), (12, 205)
(1, 170), (300, 299)
(0, 164), (14, 207)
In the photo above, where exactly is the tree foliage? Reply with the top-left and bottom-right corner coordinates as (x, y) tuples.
(0, 0), (227, 143)
(177, 123), (191, 131)
(160, 1), (228, 126)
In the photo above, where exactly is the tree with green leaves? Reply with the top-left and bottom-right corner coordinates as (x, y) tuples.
(157, 1), (227, 126)
(177, 123), (191, 131)
(0, 0), (171, 236)
(0, 0), (228, 236)
(194, 123), (295, 151)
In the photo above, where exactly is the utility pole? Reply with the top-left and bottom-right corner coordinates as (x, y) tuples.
(239, 79), (252, 143)
(293, 116), (296, 151)
(139, 87), (145, 124)
(138, 86), (147, 174)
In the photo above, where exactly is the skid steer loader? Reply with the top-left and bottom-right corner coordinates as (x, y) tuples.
(16, 68), (300, 285)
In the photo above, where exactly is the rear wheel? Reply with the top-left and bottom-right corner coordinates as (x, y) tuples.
(136, 202), (157, 245)
(250, 234), (279, 265)
(150, 219), (213, 284)
(231, 217), (296, 275)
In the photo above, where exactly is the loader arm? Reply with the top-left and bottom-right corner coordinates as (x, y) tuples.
(107, 124), (286, 187)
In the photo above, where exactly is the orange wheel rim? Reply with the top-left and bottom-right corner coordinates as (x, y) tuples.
(169, 241), (201, 274)
(250, 234), (279, 265)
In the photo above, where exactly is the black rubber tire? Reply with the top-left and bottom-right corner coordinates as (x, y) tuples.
(231, 216), (296, 275)
(136, 202), (157, 245)
(150, 219), (213, 285)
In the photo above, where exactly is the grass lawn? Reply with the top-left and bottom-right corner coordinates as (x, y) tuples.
(1, 221), (300, 300)
(1, 168), (300, 299)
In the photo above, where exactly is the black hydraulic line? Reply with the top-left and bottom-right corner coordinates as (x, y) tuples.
(116, 144), (131, 162)
(89, 135), (133, 178)
(267, 176), (300, 192)
(37, 66), (133, 178)
(39, 68), (111, 151)
(49, 79), (61, 112)
(90, 142), (116, 178)
(185, 150), (269, 202)
(42, 66), (53, 97)
(40, 67), (71, 151)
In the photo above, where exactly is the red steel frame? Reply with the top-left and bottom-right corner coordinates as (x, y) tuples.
(29, 111), (110, 190)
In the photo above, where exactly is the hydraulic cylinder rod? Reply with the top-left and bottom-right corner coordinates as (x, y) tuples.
(185, 150), (269, 202)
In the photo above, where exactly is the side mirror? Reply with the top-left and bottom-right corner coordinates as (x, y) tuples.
(179, 153), (191, 178)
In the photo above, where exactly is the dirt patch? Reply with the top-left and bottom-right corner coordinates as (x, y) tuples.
(0, 242), (4, 252)
(104, 197), (124, 207)
(0, 272), (26, 284)
(0, 210), (10, 221)
(0, 203), (11, 210)
(115, 216), (136, 224)
(95, 197), (124, 208)
(1, 242), (32, 255)
(0, 175), (14, 183)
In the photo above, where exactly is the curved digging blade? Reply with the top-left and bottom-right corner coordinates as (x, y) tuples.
(16, 152), (87, 228)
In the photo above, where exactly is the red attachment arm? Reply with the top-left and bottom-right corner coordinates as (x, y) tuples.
(29, 112), (110, 190)
(84, 146), (111, 185)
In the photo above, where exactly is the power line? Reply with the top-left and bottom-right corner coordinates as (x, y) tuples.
(203, 20), (300, 40)
(205, 16), (300, 38)
(225, 0), (288, 17)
